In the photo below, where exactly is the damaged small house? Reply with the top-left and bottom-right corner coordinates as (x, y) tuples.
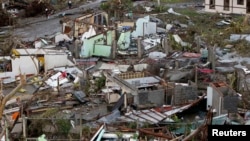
(1, 0), (250, 140)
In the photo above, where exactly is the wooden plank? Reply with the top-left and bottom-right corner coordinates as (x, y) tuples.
(30, 106), (73, 113)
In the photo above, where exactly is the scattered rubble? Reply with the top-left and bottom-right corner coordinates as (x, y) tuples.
(0, 0), (250, 140)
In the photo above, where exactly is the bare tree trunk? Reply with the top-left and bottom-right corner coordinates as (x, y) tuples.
(0, 74), (26, 138)
(0, 82), (24, 118)
(0, 0), (2, 10)
(182, 125), (205, 141)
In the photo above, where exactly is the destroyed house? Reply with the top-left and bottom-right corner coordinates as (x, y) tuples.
(104, 71), (166, 107)
(0, 48), (75, 81)
(205, 0), (250, 14)
(80, 29), (115, 58)
(207, 82), (239, 116)
(62, 11), (109, 38)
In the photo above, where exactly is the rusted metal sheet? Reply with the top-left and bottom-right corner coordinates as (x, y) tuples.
(119, 96), (205, 124)
(139, 128), (172, 139)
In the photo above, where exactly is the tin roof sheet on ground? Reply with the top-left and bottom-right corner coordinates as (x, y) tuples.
(118, 104), (192, 124)
(117, 96), (204, 124)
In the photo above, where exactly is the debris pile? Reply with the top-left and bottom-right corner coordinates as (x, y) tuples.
(1, 0), (250, 140)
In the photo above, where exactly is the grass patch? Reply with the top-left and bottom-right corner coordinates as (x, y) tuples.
(153, 0), (198, 3)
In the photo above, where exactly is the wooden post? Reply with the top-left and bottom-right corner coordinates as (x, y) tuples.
(137, 38), (142, 59)
(5, 118), (9, 141)
(57, 77), (60, 92)
(74, 39), (80, 59)
(163, 68), (168, 81)
(212, 46), (215, 71)
(112, 40), (117, 59)
(80, 113), (82, 140)
(22, 116), (27, 141)
(195, 65), (198, 85)
(163, 37), (170, 56)
(157, 0), (160, 6)
(124, 92), (127, 109)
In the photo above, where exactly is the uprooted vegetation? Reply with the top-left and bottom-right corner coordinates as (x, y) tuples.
(0, 9), (17, 26)
(155, 7), (250, 56)
(0, 0), (53, 26)
(100, 0), (250, 56)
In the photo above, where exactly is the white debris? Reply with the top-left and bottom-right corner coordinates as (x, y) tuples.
(168, 8), (182, 15)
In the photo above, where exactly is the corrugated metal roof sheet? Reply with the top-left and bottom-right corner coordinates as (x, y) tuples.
(125, 77), (160, 86)
(118, 96), (205, 124)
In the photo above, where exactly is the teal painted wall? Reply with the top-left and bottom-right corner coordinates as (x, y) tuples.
(80, 30), (114, 58)
(93, 44), (111, 57)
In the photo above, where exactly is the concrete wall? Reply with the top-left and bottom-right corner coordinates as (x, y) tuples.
(207, 85), (228, 116)
(205, 0), (247, 14)
(0, 56), (39, 79)
(0, 49), (74, 79)
(138, 89), (165, 106)
(173, 84), (198, 105)
(45, 54), (72, 71)
(80, 30), (114, 58)
(210, 86), (222, 116)
(131, 16), (157, 38)
(207, 86), (213, 110)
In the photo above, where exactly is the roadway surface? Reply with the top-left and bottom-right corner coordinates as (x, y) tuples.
(12, 0), (203, 42)
(13, 0), (104, 42)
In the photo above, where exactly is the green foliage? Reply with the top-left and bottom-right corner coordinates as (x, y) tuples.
(56, 119), (72, 134)
(99, 0), (133, 19)
(73, 82), (80, 90)
(95, 75), (106, 91)
(100, 2), (110, 11)
(233, 39), (250, 56)
(227, 72), (237, 89)
(141, 122), (150, 128)
(41, 108), (60, 118)
(153, 5), (167, 13)
(169, 34), (182, 51)
(172, 114), (181, 122)
(156, 0), (194, 3)
(184, 122), (192, 136)
(128, 122), (137, 129)
(83, 79), (91, 96)
(167, 123), (179, 131)
(82, 126), (91, 134)
(174, 8), (201, 17)
(116, 132), (123, 138)
(230, 21), (243, 33)
(133, 133), (139, 139)
(28, 119), (45, 137)
(120, 0), (133, 10)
